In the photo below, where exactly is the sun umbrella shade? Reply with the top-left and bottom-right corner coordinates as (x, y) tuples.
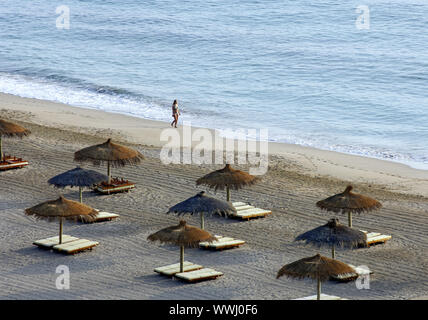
(147, 220), (216, 248)
(196, 164), (259, 191)
(25, 195), (98, 222)
(0, 119), (31, 137)
(316, 185), (382, 214)
(295, 218), (367, 249)
(74, 138), (144, 167)
(167, 191), (237, 217)
(276, 253), (355, 282)
(48, 166), (108, 188)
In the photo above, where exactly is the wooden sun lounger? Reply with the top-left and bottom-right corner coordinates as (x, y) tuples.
(330, 264), (373, 282)
(0, 156), (29, 171)
(294, 294), (348, 300)
(174, 268), (223, 282)
(360, 230), (392, 246)
(230, 202), (272, 220)
(95, 183), (135, 194)
(53, 238), (99, 254)
(154, 261), (203, 276)
(199, 235), (245, 250)
(33, 235), (79, 249)
(84, 209), (120, 222)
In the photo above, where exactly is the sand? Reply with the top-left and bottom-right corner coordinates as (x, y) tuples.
(0, 92), (427, 300)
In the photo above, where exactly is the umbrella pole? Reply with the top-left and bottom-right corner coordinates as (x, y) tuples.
(79, 187), (83, 203)
(332, 244), (336, 259)
(59, 217), (63, 244)
(317, 278), (321, 300)
(0, 135), (3, 161)
(348, 212), (352, 228)
(226, 186), (230, 202)
(201, 213), (205, 230)
(180, 245), (184, 273)
(107, 161), (111, 184)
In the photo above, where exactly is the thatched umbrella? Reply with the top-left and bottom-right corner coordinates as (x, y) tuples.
(167, 191), (236, 230)
(276, 253), (355, 300)
(316, 185), (382, 227)
(48, 166), (108, 203)
(25, 196), (98, 244)
(295, 218), (367, 259)
(147, 220), (216, 273)
(0, 119), (31, 161)
(74, 138), (144, 184)
(196, 164), (259, 202)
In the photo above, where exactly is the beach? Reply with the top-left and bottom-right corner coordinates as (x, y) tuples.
(1, 92), (427, 300)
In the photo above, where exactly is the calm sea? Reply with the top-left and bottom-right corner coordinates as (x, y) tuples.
(0, 0), (427, 169)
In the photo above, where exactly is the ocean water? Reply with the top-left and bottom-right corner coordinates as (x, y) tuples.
(0, 0), (427, 169)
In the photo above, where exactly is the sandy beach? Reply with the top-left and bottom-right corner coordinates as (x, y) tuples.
(0, 92), (427, 300)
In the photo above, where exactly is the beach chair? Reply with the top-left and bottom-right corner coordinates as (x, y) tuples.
(360, 230), (392, 246)
(174, 268), (223, 282)
(230, 202), (272, 220)
(154, 261), (203, 276)
(294, 294), (348, 300)
(330, 264), (373, 282)
(79, 209), (120, 223)
(0, 155), (29, 171)
(33, 235), (99, 254)
(199, 235), (245, 250)
(95, 177), (135, 194)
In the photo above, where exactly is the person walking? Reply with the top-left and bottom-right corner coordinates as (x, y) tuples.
(171, 99), (180, 128)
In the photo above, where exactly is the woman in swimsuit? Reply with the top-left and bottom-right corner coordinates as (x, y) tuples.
(171, 99), (179, 128)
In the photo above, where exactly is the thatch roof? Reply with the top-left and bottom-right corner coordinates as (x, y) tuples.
(47, 166), (108, 188)
(0, 119), (31, 137)
(276, 253), (355, 282)
(74, 138), (144, 167)
(195, 164), (260, 191)
(316, 185), (382, 214)
(167, 191), (237, 217)
(295, 218), (367, 248)
(25, 196), (98, 222)
(147, 220), (216, 248)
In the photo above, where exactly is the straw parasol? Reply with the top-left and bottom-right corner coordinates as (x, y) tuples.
(48, 166), (108, 203)
(295, 218), (367, 259)
(0, 119), (31, 161)
(147, 220), (216, 273)
(276, 253), (355, 300)
(74, 138), (144, 184)
(25, 196), (98, 244)
(316, 185), (382, 227)
(167, 191), (237, 230)
(195, 164), (260, 201)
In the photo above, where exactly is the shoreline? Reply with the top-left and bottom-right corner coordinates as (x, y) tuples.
(1, 91), (428, 197)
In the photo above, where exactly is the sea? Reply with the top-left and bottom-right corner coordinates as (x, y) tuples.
(0, 0), (427, 169)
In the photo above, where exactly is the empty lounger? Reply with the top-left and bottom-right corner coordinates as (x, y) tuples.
(174, 268), (223, 282)
(33, 235), (79, 249)
(0, 159), (29, 171)
(199, 235), (245, 250)
(331, 264), (373, 282)
(53, 238), (99, 254)
(360, 230), (392, 246)
(154, 261), (203, 276)
(91, 209), (120, 222)
(230, 202), (272, 220)
(294, 294), (348, 300)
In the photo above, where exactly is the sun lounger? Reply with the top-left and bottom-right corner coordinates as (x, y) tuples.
(230, 202), (272, 220)
(81, 209), (120, 223)
(360, 230), (392, 246)
(53, 238), (99, 254)
(95, 180), (135, 194)
(33, 235), (79, 249)
(0, 155), (29, 171)
(174, 268), (223, 282)
(330, 264), (373, 282)
(154, 261), (203, 276)
(294, 294), (348, 300)
(199, 235), (245, 250)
